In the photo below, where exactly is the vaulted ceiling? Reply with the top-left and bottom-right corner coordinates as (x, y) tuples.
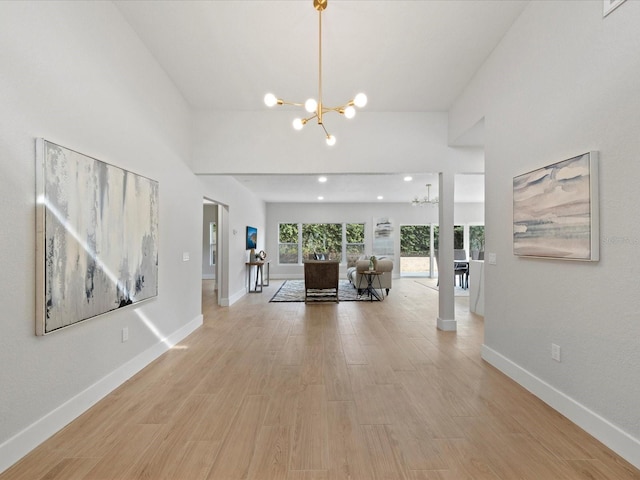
(114, 0), (528, 202)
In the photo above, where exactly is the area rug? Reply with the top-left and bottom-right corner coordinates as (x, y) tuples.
(270, 280), (361, 302)
(414, 279), (469, 297)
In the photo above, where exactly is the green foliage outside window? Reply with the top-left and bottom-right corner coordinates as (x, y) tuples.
(302, 223), (342, 261)
(346, 223), (364, 243)
(279, 223), (298, 243)
(470, 225), (485, 252)
(400, 225), (430, 256)
(454, 225), (464, 249)
(346, 223), (365, 266)
(278, 223), (298, 264)
(433, 225), (464, 251)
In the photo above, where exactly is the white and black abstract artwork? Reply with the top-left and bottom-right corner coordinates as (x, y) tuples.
(36, 140), (159, 335)
(513, 152), (599, 261)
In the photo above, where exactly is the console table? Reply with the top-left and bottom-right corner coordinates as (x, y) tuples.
(245, 260), (269, 293)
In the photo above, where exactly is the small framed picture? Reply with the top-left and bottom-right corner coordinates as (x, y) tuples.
(603, 0), (627, 17)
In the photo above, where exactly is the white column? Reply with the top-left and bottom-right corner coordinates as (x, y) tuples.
(437, 172), (456, 331)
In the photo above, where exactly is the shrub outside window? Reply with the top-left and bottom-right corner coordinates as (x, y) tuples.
(278, 223), (299, 264)
(302, 223), (342, 261)
(345, 223), (365, 267)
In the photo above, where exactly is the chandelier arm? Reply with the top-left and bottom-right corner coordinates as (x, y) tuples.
(323, 105), (346, 113)
(266, 0), (365, 144)
(279, 100), (305, 107)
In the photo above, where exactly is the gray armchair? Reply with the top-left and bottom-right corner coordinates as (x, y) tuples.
(303, 260), (340, 303)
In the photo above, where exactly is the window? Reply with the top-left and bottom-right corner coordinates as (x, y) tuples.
(278, 223), (299, 264)
(469, 225), (485, 256)
(400, 224), (431, 276)
(302, 223), (342, 261)
(454, 225), (464, 249)
(345, 223), (365, 267)
(433, 225), (464, 251)
(278, 222), (363, 264)
(400, 225), (430, 256)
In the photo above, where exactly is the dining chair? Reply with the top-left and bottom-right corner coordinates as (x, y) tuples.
(454, 249), (469, 289)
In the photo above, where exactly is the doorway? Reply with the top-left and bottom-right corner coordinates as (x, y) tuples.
(399, 224), (432, 277)
(202, 200), (218, 304)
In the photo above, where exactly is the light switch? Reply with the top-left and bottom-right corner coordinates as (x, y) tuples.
(488, 252), (497, 265)
(182, 252), (190, 261)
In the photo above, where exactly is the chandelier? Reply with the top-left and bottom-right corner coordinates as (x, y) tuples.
(411, 184), (439, 206)
(263, 0), (367, 146)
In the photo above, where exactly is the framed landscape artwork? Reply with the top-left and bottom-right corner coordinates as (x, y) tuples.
(36, 139), (159, 335)
(246, 226), (257, 250)
(513, 151), (599, 261)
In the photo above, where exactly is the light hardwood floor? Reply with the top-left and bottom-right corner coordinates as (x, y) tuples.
(2, 278), (639, 480)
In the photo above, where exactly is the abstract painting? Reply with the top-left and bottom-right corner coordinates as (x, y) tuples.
(513, 152), (598, 261)
(36, 140), (159, 335)
(373, 216), (394, 262)
(603, 0), (627, 17)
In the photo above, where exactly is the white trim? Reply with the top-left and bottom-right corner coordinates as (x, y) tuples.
(482, 345), (640, 470)
(227, 288), (246, 306)
(0, 314), (203, 474)
(437, 317), (457, 331)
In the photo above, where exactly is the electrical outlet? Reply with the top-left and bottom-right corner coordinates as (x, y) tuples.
(182, 252), (190, 261)
(122, 327), (129, 343)
(551, 343), (561, 362)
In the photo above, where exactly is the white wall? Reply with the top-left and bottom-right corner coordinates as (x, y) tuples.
(266, 202), (484, 278)
(450, 0), (640, 467)
(0, 2), (204, 472)
(191, 111), (484, 175)
(198, 176), (266, 305)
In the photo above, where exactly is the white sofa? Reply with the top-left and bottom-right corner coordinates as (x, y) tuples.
(346, 258), (393, 294)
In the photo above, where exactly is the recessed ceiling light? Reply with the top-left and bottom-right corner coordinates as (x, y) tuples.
(377, 196), (384, 200)
(404, 176), (413, 182)
(318, 196), (324, 200)
(318, 176), (327, 183)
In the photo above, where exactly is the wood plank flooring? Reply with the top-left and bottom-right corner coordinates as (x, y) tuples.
(2, 278), (639, 479)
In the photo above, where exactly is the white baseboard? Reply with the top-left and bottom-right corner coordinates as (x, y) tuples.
(0, 314), (203, 475)
(201, 274), (216, 280)
(437, 317), (457, 331)
(481, 345), (640, 470)
(227, 287), (246, 306)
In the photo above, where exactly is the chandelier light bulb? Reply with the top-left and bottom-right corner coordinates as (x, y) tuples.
(305, 98), (318, 113)
(344, 106), (356, 119)
(263, 2), (368, 143)
(354, 93), (367, 108)
(264, 93), (278, 107)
